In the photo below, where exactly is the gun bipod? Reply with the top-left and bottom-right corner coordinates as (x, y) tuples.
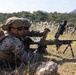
(63, 44), (74, 57)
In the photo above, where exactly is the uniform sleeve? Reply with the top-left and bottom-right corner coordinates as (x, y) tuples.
(0, 37), (15, 51)
(27, 30), (44, 37)
(0, 36), (27, 63)
(9, 37), (26, 62)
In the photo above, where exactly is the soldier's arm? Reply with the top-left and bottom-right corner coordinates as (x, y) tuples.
(27, 30), (44, 37)
(0, 36), (27, 64)
(27, 28), (50, 37)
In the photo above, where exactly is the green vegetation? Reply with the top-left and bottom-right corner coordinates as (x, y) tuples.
(0, 11), (76, 75)
(0, 11), (76, 27)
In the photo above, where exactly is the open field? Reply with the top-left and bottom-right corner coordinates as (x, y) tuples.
(30, 23), (76, 75)
(0, 26), (76, 75)
(44, 32), (76, 75)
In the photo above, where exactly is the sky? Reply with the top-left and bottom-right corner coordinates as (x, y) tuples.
(0, 0), (76, 13)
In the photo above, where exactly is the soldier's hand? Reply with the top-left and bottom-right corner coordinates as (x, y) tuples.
(44, 28), (50, 34)
(42, 28), (50, 39)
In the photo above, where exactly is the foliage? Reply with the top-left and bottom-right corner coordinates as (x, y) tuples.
(0, 11), (76, 27)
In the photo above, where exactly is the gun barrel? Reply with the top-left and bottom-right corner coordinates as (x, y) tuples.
(46, 40), (76, 45)
(30, 40), (76, 45)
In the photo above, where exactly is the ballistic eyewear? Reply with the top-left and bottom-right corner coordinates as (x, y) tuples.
(11, 27), (29, 31)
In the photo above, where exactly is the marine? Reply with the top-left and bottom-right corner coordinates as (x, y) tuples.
(0, 17), (49, 70)
(0, 17), (31, 71)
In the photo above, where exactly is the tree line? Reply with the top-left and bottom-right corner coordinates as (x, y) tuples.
(0, 10), (76, 27)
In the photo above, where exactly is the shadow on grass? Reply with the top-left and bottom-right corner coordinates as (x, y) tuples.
(0, 51), (68, 75)
(50, 53), (76, 65)
(28, 53), (60, 75)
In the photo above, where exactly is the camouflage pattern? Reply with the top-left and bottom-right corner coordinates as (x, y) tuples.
(0, 33), (27, 70)
(2, 17), (31, 30)
(19, 18), (31, 27)
(34, 61), (58, 75)
(0, 16), (54, 74)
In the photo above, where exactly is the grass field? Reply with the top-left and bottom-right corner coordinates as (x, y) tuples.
(45, 32), (76, 75)
(0, 27), (76, 75)
(28, 32), (76, 75)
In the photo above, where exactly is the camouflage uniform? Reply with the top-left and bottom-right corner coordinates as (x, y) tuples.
(0, 33), (27, 70)
(0, 17), (31, 70)
(0, 17), (48, 71)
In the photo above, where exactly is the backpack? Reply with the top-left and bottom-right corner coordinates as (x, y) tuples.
(0, 29), (8, 41)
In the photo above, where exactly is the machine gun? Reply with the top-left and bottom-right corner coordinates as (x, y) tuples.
(30, 20), (76, 57)
(53, 20), (76, 57)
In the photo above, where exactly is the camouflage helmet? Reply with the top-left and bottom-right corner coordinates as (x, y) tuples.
(19, 18), (31, 27)
(2, 17), (31, 30)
